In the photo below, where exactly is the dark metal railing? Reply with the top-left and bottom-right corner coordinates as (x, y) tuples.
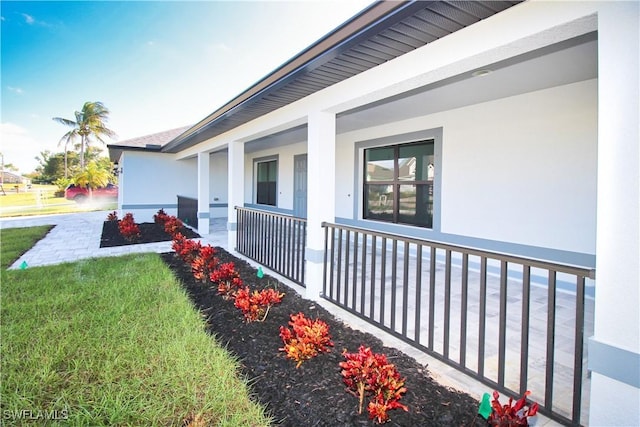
(321, 221), (594, 426)
(236, 207), (307, 286)
(177, 195), (197, 227)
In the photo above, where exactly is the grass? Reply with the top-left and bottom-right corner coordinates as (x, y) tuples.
(0, 184), (64, 206)
(0, 202), (117, 218)
(0, 226), (54, 269)
(0, 227), (271, 426)
(0, 185), (117, 218)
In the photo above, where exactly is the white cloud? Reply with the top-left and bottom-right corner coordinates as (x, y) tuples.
(19, 13), (53, 28)
(1, 122), (29, 138)
(7, 86), (24, 95)
(21, 13), (35, 25)
(0, 122), (51, 173)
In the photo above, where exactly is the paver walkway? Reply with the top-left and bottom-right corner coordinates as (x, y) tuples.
(0, 211), (228, 270)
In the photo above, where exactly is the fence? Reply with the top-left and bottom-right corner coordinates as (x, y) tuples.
(236, 207), (307, 286)
(321, 221), (595, 426)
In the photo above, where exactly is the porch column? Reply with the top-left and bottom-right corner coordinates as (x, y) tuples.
(197, 151), (210, 235)
(227, 140), (245, 250)
(589, 3), (640, 426)
(305, 111), (336, 301)
(116, 157), (124, 212)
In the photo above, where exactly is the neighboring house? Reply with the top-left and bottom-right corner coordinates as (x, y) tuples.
(1, 170), (27, 184)
(108, 1), (639, 425)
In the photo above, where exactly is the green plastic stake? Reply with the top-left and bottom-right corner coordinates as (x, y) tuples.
(257, 267), (264, 278)
(478, 392), (492, 419)
(19, 261), (28, 270)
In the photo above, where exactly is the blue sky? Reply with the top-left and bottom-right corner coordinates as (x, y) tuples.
(1, 0), (372, 173)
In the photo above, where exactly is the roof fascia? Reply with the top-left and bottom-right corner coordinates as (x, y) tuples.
(162, 0), (429, 153)
(107, 144), (163, 152)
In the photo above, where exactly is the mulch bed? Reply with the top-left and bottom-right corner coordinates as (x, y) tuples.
(104, 222), (484, 426)
(99, 221), (200, 248)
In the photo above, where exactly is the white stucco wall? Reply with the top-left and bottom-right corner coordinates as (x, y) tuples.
(119, 150), (228, 221)
(235, 80), (598, 258)
(119, 151), (195, 221)
(244, 142), (306, 211)
(336, 79), (597, 256)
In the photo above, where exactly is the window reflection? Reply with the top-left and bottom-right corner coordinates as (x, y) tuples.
(364, 140), (434, 228)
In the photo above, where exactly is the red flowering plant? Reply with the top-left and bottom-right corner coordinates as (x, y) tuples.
(339, 346), (408, 424)
(233, 286), (284, 322)
(211, 262), (243, 299)
(106, 211), (119, 222)
(279, 312), (334, 368)
(118, 213), (141, 241)
(153, 208), (169, 226)
(164, 216), (184, 238)
(485, 390), (539, 426)
(191, 244), (218, 283)
(171, 233), (202, 265)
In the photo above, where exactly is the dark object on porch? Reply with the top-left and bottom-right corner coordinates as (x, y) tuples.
(99, 221), (200, 248)
(177, 195), (197, 227)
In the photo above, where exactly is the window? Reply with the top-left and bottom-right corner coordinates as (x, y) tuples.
(256, 160), (277, 206)
(364, 140), (434, 228)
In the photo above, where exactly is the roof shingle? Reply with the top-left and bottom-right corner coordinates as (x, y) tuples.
(109, 126), (191, 149)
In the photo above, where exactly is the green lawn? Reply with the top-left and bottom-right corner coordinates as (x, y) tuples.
(0, 225), (54, 269)
(0, 185), (116, 218)
(0, 227), (271, 426)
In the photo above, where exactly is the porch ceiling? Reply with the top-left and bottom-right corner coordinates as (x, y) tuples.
(336, 32), (598, 133)
(244, 33), (597, 150)
(163, 0), (522, 154)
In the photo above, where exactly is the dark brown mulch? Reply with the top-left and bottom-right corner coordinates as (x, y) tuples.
(99, 220), (200, 248)
(161, 249), (485, 427)
(102, 222), (485, 426)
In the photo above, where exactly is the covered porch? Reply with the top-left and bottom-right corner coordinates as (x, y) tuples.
(186, 3), (615, 424)
(113, 1), (638, 425)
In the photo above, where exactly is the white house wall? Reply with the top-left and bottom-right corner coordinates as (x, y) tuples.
(336, 79), (597, 260)
(119, 150), (227, 222)
(120, 151), (195, 221)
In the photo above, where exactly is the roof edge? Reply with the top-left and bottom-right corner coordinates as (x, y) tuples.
(106, 144), (162, 152)
(162, 0), (420, 153)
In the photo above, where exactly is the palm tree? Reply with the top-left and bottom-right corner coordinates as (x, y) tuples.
(55, 133), (75, 178)
(73, 160), (111, 200)
(53, 101), (116, 170)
